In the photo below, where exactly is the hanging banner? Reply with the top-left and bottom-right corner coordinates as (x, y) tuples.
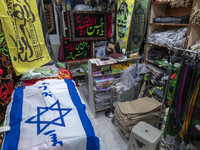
(0, 21), (14, 124)
(127, 0), (151, 54)
(0, 0), (51, 75)
(64, 38), (92, 61)
(116, 0), (135, 54)
(68, 11), (107, 42)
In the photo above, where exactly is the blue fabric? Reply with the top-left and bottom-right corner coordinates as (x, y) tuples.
(64, 79), (100, 150)
(2, 87), (25, 150)
(96, 45), (107, 58)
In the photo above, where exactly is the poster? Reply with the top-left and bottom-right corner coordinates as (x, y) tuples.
(64, 38), (92, 61)
(127, 0), (151, 54)
(68, 11), (107, 41)
(116, 0), (135, 54)
(0, 22), (14, 124)
(0, 0), (51, 75)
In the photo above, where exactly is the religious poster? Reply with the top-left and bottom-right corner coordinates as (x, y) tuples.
(64, 38), (92, 61)
(116, 0), (135, 54)
(0, 0), (51, 75)
(127, 0), (151, 54)
(44, 3), (57, 34)
(0, 21), (14, 124)
(68, 11), (107, 42)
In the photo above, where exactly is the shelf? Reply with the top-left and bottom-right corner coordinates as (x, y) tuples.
(95, 107), (111, 112)
(152, 0), (170, 5)
(145, 59), (168, 69)
(147, 43), (168, 48)
(150, 23), (188, 27)
(93, 72), (122, 77)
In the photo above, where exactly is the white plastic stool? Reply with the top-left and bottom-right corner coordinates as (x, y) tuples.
(127, 121), (162, 150)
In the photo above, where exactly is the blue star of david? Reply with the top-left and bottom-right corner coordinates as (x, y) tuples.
(25, 100), (72, 135)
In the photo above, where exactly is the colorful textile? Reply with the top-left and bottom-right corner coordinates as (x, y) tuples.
(2, 79), (101, 150)
(163, 62), (183, 138)
(23, 67), (73, 87)
(180, 79), (200, 138)
(188, 94), (200, 140)
(0, 0), (51, 75)
(0, 22), (14, 124)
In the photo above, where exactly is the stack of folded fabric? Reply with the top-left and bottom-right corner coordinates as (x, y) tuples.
(94, 75), (115, 91)
(114, 97), (161, 138)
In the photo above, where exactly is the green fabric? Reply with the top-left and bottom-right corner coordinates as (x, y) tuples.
(0, 121), (4, 127)
(81, 64), (88, 74)
(33, 68), (52, 76)
(167, 78), (177, 102)
(154, 59), (179, 71)
(56, 61), (66, 68)
(163, 62), (183, 138)
(127, 0), (151, 54)
(112, 69), (122, 73)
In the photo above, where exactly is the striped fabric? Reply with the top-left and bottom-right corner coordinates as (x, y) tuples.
(2, 79), (101, 150)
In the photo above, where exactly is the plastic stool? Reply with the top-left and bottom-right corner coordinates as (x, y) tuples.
(127, 121), (162, 150)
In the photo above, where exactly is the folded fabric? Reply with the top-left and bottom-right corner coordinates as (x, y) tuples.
(153, 15), (190, 24)
(118, 97), (161, 115)
(147, 27), (187, 48)
(23, 67), (73, 87)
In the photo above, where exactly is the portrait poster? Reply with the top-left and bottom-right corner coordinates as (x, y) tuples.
(64, 38), (92, 61)
(68, 11), (107, 42)
(116, 0), (135, 54)
(0, 0), (51, 75)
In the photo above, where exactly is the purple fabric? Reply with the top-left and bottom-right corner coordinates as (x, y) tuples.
(58, 41), (65, 62)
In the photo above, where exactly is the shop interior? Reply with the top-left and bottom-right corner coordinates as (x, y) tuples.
(0, 0), (200, 149)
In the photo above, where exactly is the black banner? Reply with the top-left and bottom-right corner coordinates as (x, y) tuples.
(68, 11), (107, 41)
(64, 38), (92, 61)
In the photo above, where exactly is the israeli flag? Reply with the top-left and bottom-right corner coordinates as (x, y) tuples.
(2, 79), (101, 150)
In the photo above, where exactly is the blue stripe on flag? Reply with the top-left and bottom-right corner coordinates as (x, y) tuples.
(64, 79), (100, 150)
(3, 87), (25, 150)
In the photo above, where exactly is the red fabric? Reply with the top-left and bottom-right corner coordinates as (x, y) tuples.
(107, 12), (112, 38)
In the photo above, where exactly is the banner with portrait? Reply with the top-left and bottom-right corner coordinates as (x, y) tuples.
(116, 0), (135, 54)
(0, 0), (51, 75)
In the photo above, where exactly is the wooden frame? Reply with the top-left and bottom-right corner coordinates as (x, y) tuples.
(67, 11), (107, 42)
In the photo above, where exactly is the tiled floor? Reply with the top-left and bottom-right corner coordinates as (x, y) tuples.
(78, 85), (128, 150)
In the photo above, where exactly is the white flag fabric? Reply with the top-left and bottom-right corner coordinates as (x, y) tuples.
(2, 79), (101, 150)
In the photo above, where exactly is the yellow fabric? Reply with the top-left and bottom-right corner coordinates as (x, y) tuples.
(116, 0), (135, 52)
(179, 80), (200, 138)
(0, 0), (51, 75)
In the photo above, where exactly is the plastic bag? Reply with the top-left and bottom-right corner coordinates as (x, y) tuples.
(153, 15), (190, 24)
(74, 4), (93, 11)
(146, 64), (166, 77)
(120, 63), (150, 101)
(147, 27), (187, 48)
(21, 64), (59, 80)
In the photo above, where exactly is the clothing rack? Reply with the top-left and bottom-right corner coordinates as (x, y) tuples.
(157, 47), (200, 127)
(169, 47), (200, 54)
(157, 48), (200, 127)
(157, 47), (200, 149)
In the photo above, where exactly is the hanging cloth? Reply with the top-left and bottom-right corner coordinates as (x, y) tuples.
(179, 79), (200, 138)
(0, 0), (51, 75)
